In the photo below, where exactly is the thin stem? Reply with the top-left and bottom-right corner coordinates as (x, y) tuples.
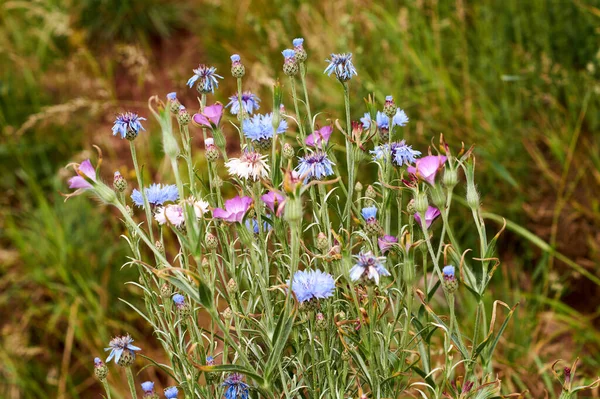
(125, 366), (137, 399)
(129, 141), (154, 243)
(101, 380), (112, 399)
(299, 63), (313, 130)
(342, 82), (354, 232)
(289, 77), (307, 152)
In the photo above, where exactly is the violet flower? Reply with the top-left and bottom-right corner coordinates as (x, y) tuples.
(261, 191), (285, 215)
(192, 103), (224, 128)
(305, 125), (333, 147)
(68, 159), (97, 190)
(414, 206), (441, 228)
(378, 235), (398, 254)
(406, 155), (447, 185)
(213, 196), (253, 223)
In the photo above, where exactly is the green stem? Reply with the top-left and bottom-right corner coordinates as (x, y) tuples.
(101, 380), (112, 399)
(342, 82), (354, 233)
(125, 366), (137, 399)
(299, 63), (313, 130)
(129, 141), (154, 243)
(289, 77), (307, 152)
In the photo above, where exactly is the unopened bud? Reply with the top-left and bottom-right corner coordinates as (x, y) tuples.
(94, 358), (108, 381)
(283, 143), (295, 159)
(354, 181), (363, 192)
(466, 185), (480, 209)
(205, 233), (218, 249)
(227, 278), (238, 294)
(383, 95), (397, 118)
(222, 307), (232, 320)
(365, 185), (377, 199)
(315, 312), (327, 331)
(160, 283), (172, 297)
(316, 232), (329, 251)
(430, 185), (445, 208)
(230, 54), (245, 78)
(414, 192), (429, 215)
(443, 168), (458, 188)
(177, 105), (191, 126)
(113, 171), (127, 192)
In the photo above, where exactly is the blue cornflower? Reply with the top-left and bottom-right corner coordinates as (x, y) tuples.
(293, 38), (304, 47)
(361, 206), (378, 221)
(296, 151), (335, 182)
(370, 144), (389, 161)
(361, 112), (372, 129)
(288, 269), (336, 303)
(131, 183), (179, 208)
(349, 251), (390, 285)
(385, 95), (393, 102)
(173, 294), (185, 306)
(324, 53), (358, 82)
(376, 111), (390, 130)
(393, 108), (409, 127)
(231, 54), (240, 63)
(222, 373), (249, 399)
(242, 113), (287, 141)
(141, 381), (155, 395)
(226, 92), (261, 116)
(187, 65), (223, 93)
(105, 335), (141, 364)
(112, 112), (146, 140)
(245, 218), (271, 234)
(443, 265), (455, 279)
(206, 355), (215, 366)
(166, 92), (177, 101)
(282, 49), (296, 60)
(392, 140), (421, 165)
(164, 386), (179, 398)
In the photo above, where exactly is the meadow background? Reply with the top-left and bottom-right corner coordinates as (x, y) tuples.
(1, 0), (599, 398)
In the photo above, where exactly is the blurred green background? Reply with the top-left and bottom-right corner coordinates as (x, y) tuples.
(1, 0), (599, 397)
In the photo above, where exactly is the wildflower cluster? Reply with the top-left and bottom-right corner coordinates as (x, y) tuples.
(68, 37), (524, 399)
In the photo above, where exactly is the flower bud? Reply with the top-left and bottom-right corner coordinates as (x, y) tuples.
(442, 265), (458, 293)
(282, 49), (299, 76)
(227, 278), (238, 294)
(403, 258), (416, 285)
(315, 312), (327, 331)
(177, 105), (191, 126)
(430, 185), (445, 208)
(283, 143), (295, 159)
(126, 205), (134, 217)
(284, 197), (303, 223)
(443, 167), (458, 188)
(406, 199), (416, 215)
(230, 54), (245, 78)
(160, 282), (172, 297)
(383, 95), (397, 118)
(365, 185), (377, 199)
(155, 240), (164, 253)
(222, 307), (233, 320)
(466, 184), (480, 209)
(354, 181), (363, 192)
(94, 358), (109, 381)
(316, 232), (329, 251)
(205, 233), (218, 249)
(167, 92), (181, 114)
(113, 171), (127, 192)
(341, 349), (351, 361)
(173, 294), (191, 318)
(293, 38), (307, 63)
(205, 138), (220, 162)
(414, 192), (429, 215)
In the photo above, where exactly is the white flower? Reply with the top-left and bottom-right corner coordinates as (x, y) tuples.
(226, 151), (270, 181)
(192, 199), (210, 218)
(154, 204), (185, 227)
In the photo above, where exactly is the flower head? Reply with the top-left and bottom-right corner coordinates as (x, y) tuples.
(393, 108), (409, 127)
(407, 155), (447, 185)
(187, 65), (223, 93)
(192, 103), (224, 128)
(360, 112), (372, 129)
(164, 386), (179, 399)
(414, 206), (441, 228)
(242, 112), (287, 142)
(282, 49), (296, 61)
(293, 38), (304, 47)
(166, 92), (177, 101)
(112, 112), (146, 140)
(105, 335), (141, 364)
(173, 294), (185, 306)
(94, 357), (103, 367)
(296, 151), (335, 182)
(324, 53), (357, 82)
(361, 206), (378, 221)
(154, 204), (185, 227)
(392, 140), (421, 165)
(213, 196), (253, 223)
(261, 191), (285, 214)
(378, 235), (398, 254)
(222, 373), (249, 399)
(68, 159), (97, 190)
(226, 92), (261, 116)
(288, 269), (336, 303)
(131, 183), (179, 208)
(305, 125), (333, 147)
(349, 251), (390, 285)
(443, 265), (455, 279)
(141, 381), (155, 395)
(293, 38), (307, 62)
(226, 151), (270, 181)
